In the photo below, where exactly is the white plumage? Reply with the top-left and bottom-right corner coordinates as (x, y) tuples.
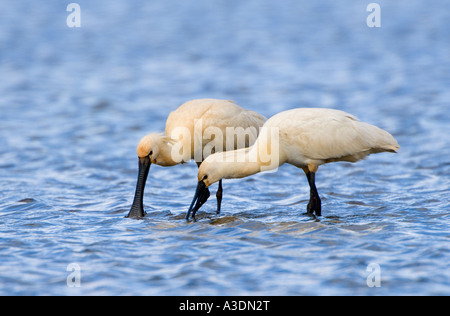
(262, 108), (398, 166)
(188, 108), (399, 219)
(127, 99), (267, 218)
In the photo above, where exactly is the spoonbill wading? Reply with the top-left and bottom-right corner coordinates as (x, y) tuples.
(127, 99), (266, 218)
(187, 108), (399, 220)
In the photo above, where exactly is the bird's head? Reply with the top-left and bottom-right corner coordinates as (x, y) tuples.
(136, 133), (163, 163)
(197, 157), (222, 188)
(186, 153), (232, 220)
(126, 133), (167, 219)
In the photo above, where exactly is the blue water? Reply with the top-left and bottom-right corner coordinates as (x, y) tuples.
(0, 0), (449, 295)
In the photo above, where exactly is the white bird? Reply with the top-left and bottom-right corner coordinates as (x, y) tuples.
(187, 108), (399, 219)
(127, 99), (267, 218)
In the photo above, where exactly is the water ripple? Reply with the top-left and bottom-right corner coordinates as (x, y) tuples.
(1, 0), (449, 296)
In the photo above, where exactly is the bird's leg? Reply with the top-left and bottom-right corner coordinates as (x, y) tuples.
(216, 179), (223, 214)
(306, 175), (316, 214)
(308, 171), (322, 216)
(303, 167), (322, 216)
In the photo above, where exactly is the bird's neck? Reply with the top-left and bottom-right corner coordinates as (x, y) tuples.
(156, 141), (180, 167)
(218, 143), (283, 180)
(225, 148), (261, 179)
(247, 127), (285, 174)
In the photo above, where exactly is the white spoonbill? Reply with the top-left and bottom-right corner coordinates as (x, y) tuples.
(127, 99), (266, 218)
(187, 108), (399, 219)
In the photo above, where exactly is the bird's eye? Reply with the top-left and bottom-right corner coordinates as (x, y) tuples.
(203, 175), (208, 180)
(149, 151), (153, 156)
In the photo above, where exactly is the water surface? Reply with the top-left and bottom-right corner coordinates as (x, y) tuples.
(0, 0), (449, 295)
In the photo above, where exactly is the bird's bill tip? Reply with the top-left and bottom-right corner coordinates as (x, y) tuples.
(125, 204), (147, 219)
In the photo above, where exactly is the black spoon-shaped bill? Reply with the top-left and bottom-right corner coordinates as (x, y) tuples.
(126, 156), (151, 219)
(186, 181), (211, 220)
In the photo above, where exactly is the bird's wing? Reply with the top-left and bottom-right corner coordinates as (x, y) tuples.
(272, 108), (399, 162)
